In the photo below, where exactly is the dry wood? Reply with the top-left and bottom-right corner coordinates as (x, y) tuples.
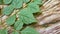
(1, 0), (60, 34)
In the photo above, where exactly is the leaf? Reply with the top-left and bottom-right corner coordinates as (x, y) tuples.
(27, 3), (40, 13)
(2, 5), (14, 15)
(3, 0), (12, 4)
(6, 15), (16, 25)
(34, 0), (43, 5)
(23, 0), (30, 3)
(11, 0), (23, 8)
(0, 29), (8, 34)
(14, 20), (23, 30)
(11, 0), (30, 8)
(21, 27), (39, 34)
(18, 8), (37, 24)
(12, 30), (19, 34)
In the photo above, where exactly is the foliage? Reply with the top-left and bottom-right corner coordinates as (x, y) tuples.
(0, 0), (43, 34)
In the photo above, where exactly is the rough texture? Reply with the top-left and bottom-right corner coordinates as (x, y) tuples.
(35, 0), (60, 34)
(1, 0), (60, 34)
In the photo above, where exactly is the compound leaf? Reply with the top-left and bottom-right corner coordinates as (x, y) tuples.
(1, 0), (43, 34)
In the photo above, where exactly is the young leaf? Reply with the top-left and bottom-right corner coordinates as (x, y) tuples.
(21, 27), (39, 34)
(2, 5), (14, 15)
(11, 0), (23, 8)
(27, 3), (40, 13)
(3, 0), (12, 4)
(14, 20), (23, 30)
(11, 30), (19, 34)
(18, 8), (37, 24)
(6, 15), (16, 25)
(0, 29), (8, 34)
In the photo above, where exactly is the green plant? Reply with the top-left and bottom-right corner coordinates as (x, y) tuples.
(0, 0), (43, 34)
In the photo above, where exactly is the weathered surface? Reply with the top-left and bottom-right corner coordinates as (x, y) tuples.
(1, 0), (60, 34)
(35, 0), (60, 34)
(36, 0), (60, 25)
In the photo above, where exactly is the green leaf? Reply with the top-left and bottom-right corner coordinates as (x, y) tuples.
(2, 5), (14, 15)
(11, 0), (23, 8)
(23, 0), (30, 3)
(18, 8), (37, 24)
(34, 0), (43, 5)
(11, 0), (30, 8)
(21, 27), (39, 34)
(0, 29), (8, 34)
(27, 3), (40, 13)
(12, 30), (19, 34)
(14, 20), (23, 30)
(6, 15), (16, 25)
(3, 0), (12, 4)
(0, 0), (3, 4)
